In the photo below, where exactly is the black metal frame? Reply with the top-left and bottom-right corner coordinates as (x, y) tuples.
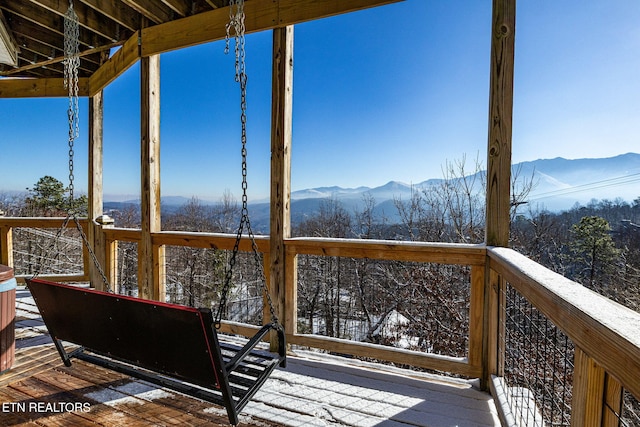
(26, 278), (286, 426)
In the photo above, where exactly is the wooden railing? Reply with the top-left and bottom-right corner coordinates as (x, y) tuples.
(0, 217), (90, 283)
(1, 216), (639, 426)
(488, 247), (640, 426)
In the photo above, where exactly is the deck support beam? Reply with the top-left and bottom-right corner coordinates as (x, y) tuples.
(139, 54), (165, 301)
(483, 0), (516, 390)
(270, 26), (295, 341)
(87, 91), (110, 291)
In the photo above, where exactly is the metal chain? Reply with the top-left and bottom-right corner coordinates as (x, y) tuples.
(29, 3), (78, 281)
(64, 0), (80, 202)
(30, 214), (112, 293)
(71, 214), (112, 292)
(216, 0), (279, 329)
(31, 215), (73, 279)
(61, 1), (112, 293)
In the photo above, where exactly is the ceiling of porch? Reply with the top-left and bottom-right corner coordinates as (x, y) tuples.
(0, 0), (229, 78)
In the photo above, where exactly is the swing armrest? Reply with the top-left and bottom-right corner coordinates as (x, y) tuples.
(225, 323), (286, 373)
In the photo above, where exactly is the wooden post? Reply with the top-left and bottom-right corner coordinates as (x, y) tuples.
(0, 225), (12, 267)
(468, 265), (485, 373)
(104, 237), (119, 293)
(87, 90), (109, 290)
(485, 0), (516, 247)
(139, 54), (164, 301)
(494, 270), (506, 377)
(602, 373), (623, 427)
(572, 347), (606, 427)
(483, 0), (516, 391)
(571, 347), (625, 427)
(270, 26), (294, 337)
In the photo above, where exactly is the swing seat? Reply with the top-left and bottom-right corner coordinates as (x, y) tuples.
(26, 278), (286, 426)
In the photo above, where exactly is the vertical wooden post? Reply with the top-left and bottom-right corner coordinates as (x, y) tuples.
(572, 347), (606, 427)
(494, 270), (506, 377)
(88, 90), (109, 290)
(468, 265), (485, 372)
(484, 0), (516, 390)
(105, 238), (119, 293)
(485, 0), (516, 247)
(139, 54), (164, 301)
(602, 373), (623, 427)
(0, 225), (12, 267)
(270, 26), (295, 337)
(572, 347), (624, 427)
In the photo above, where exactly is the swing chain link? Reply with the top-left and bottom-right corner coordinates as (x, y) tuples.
(71, 214), (112, 292)
(64, 0), (80, 202)
(58, 1), (112, 293)
(216, 0), (279, 329)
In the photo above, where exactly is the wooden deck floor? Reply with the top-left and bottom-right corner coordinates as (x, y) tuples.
(1, 288), (501, 427)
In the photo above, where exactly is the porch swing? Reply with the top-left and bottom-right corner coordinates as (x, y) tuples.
(26, 2), (285, 425)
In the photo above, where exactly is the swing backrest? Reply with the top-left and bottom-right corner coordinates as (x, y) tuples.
(27, 278), (224, 391)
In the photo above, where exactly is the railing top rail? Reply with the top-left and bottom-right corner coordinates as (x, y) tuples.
(0, 217), (88, 228)
(286, 237), (487, 265)
(152, 230), (269, 252)
(488, 246), (640, 400)
(287, 236), (485, 249)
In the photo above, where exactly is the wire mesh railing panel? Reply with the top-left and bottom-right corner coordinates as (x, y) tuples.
(296, 255), (471, 358)
(501, 282), (574, 426)
(622, 390), (640, 427)
(162, 246), (265, 326)
(115, 241), (138, 296)
(11, 227), (84, 276)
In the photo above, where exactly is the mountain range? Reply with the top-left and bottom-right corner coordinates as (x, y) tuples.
(105, 153), (640, 229)
(287, 153), (640, 206)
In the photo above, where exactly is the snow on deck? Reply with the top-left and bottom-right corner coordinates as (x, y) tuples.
(4, 287), (501, 427)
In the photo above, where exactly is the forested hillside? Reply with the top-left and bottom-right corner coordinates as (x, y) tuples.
(2, 172), (638, 342)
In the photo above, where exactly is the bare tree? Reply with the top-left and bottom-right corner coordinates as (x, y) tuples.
(164, 197), (224, 308)
(211, 190), (240, 233)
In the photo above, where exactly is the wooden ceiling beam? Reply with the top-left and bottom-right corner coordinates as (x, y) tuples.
(12, 30), (102, 67)
(0, 77), (89, 98)
(79, 0), (141, 32)
(8, 30), (101, 80)
(26, 0), (121, 42)
(3, 9), (109, 53)
(1, 41), (121, 77)
(204, 0), (226, 9)
(121, 0), (174, 24)
(11, 30), (61, 61)
(141, 0), (403, 56)
(160, 0), (192, 17)
(88, 31), (140, 96)
(2, 1), (66, 43)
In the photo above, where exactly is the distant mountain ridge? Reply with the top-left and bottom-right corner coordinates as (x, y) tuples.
(287, 152), (640, 207)
(104, 153), (640, 228)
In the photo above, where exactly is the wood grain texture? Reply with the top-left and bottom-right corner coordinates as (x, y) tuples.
(140, 0), (402, 56)
(270, 26), (294, 333)
(485, 0), (515, 247)
(88, 32), (141, 96)
(88, 92), (108, 291)
(0, 226), (12, 266)
(138, 54), (163, 301)
(571, 347), (605, 427)
(0, 78), (90, 98)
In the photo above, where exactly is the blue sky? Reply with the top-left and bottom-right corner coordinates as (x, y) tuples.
(1, 0), (639, 202)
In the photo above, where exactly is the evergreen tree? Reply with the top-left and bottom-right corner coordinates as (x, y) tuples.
(24, 176), (87, 216)
(569, 216), (621, 290)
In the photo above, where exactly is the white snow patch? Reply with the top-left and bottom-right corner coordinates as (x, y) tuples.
(85, 382), (173, 406)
